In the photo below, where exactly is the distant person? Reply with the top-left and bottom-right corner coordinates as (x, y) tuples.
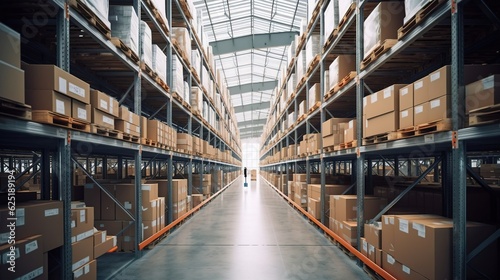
(244, 167), (247, 179)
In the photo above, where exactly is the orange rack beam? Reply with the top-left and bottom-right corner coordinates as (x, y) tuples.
(107, 246), (118, 253)
(138, 179), (234, 250)
(265, 178), (396, 280)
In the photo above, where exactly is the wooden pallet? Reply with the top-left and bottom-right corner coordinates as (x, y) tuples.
(323, 145), (336, 153)
(144, 0), (170, 35)
(141, 138), (153, 146)
(0, 98), (32, 120)
(155, 76), (169, 92)
(307, 55), (321, 74)
(323, 28), (338, 52)
(416, 118), (452, 135)
(140, 62), (157, 79)
(339, 140), (357, 150)
(69, 0), (111, 39)
(360, 39), (398, 69)
(307, 0), (323, 31)
(333, 71), (357, 93)
(90, 124), (123, 139)
(110, 37), (140, 64)
(468, 104), (500, 126)
(191, 67), (201, 84)
(178, 0), (193, 20)
(121, 132), (140, 143)
(362, 131), (398, 145)
(32, 110), (90, 132)
(308, 101), (321, 113)
(338, 3), (356, 30)
(397, 125), (418, 139)
(398, 0), (446, 39)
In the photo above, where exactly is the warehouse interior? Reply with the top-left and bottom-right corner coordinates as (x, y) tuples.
(0, 0), (500, 279)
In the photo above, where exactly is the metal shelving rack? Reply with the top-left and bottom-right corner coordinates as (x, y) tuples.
(0, 0), (242, 278)
(259, 0), (500, 279)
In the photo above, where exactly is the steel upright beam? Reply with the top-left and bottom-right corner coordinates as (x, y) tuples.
(41, 149), (51, 200)
(57, 4), (70, 71)
(451, 0), (467, 278)
(58, 137), (72, 279)
(166, 0), (174, 225)
(355, 0), (365, 261)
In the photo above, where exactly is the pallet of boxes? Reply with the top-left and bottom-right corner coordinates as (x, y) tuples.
(0, 23), (31, 120)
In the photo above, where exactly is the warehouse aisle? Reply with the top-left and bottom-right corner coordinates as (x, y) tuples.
(111, 176), (370, 280)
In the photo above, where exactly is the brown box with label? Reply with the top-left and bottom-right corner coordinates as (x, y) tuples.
(414, 95), (450, 125)
(83, 184), (101, 220)
(364, 222), (382, 249)
(341, 221), (358, 246)
(71, 236), (94, 271)
(466, 74), (500, 113)
(0, 235), (46, 280)
(142, 199), (158, 221)
(333, 195), (387, 223)
(94, 220), (122, 236)
(142, 183), (158, 205)
(344, 120), (356, 142)
(307, 198), (320, 219)
(94, 235), (117, 259)
(322, 118), (351, 137)
(177, 133), (193, 150)
(115, 119), (140, 137)
(329, 55), (356, 89)
(413, 76), (430, 106)
(71, 207), (95, 243)
(115, 184), (135, 221)
(382, 252), (427, 280)
(364, 111), (397, 137)
(0, 201), (63, 251)
(0, 60), (25, 104)
(72, 99), (91, 122)
(399, 83), (414, 111)
(0, 23), (21, 68)
(90, 108), (115, 129)
(119, 106), (140, 126)
(365, 84), (405, 119)
(73, 259), (97, 280)
(399, 108), (413, 129)
(23, 64), (90, 104)
(90, 90), (119, 117)
(26, 90), (72, 116)
(142, 220), (157, 239)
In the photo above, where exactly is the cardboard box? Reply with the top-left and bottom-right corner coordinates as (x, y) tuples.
(72, 99), (91, 122)
(71, 207), (95, 243)
(364, 222), (382, 249)
(93, 230), (106, 247)
(413, 76), (429, 106)
(90, 108), (115, 129)
(94, 236), (117, 259)
(115, 184), (135, 220)
(344, 120), (356, 142)
(308, 184), (350, 201)
(307, 198), (320, 219)
(73, 259), (97, 280)
(308, 83), (321, 109)
(119, 106), (140, 126)
(364, 111), (397, 137)
(142, 183), (159, 205)
(71, 237), (94, 271)
(0, 201), (63, 251)
(329, 55), (356, 90)
(365, 84), (405, 119)
(0, 235), (46, 280)
(142, 199), (158, 221)
(90, 90), (119, 117)
(142, 220), (157, 239)
(363, 2), (404, 58)
(333, 195), (387, 223)
(115, 119), (140, 137)
(399, 83), (414, 111)
(94, 220), (123, 236)
(382, 252), (427, 280)
(399, 108), (413, 129)
(466, 74), (500, 113)
(23, 64), (90, 103)
(83, 184), (101, 220)
(0, 60), (25, 104)
(414, 95), (450, 125)
(341, 221), (358, 246)
(322, 118), (351, 137)
(367, 243), (376, 263)
(0, 23), (21, 68)
(26, 90), (72, 116)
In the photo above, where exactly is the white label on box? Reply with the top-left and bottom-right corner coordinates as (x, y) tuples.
(363, 98), (367, 107)
(483, 76), (494, 89)
(77, 229), (94, 242)
(77, 108), (87, 119)
(370, 93), (378, 103)
(401, 87), (408, 96)
(430, 99), (441, 109)
(25, 240), (39, 254)
(100, 99), (108, 110)
(362, 240), (367, 252)
(2, 248), (19, 264)
(45, 208), (59, 217)
(58, 77), (67, 94)
(387, 254), (395, 265)
(136, 126), (140, 133)
(0, 232), (9, 244)
(109, 97), (114, 114)
(349, 121), (353, 129)
(152, 200), (157, 207)
(102, 233), (106, 243)
(71, 220), (76, 228)
(142, 185), (151, 191)
(383, 87), (392, 99)
(413, 222), (426, 238)
(112, 236), (117, 246)
(56, 99), (66, 114)
(401, 110), (409, 118)
(80, 209), (86, 223)
(72, 256), (90, 271)
(415, 105), (423, 114)
(125, 201), (132, 209)
(399, 219), (409, 233)
(103, 115), (114, 126)
(414, 80), (423, 90)
(389, 216), (394, 225)
(22, 266), (44, 279)
(69, 82), (85, 97)
(16, 208), (25, 226)
(402, 265), (411, 274)
(430, 71), (441, 82)
(152, 220), (157, 227)
(129, 115), (133, 123)
(74, 266), (84, 278)
(369, 244), (375, 254)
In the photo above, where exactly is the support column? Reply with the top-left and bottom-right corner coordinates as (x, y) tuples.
(58, 136), (72, 279)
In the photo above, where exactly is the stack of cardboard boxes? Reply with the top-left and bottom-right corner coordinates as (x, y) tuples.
(177, 133), (193, 153)
(0, 201), (64, 279)
(24, 64), (91, 124)
(307, 184), (349, 221)
(322, 118), (351, 148)
(363, 84), (405, 137)
(192, 174), (211, 195)
(147, 179), (187, 220)
(0, 23), (25, 106)
(116, 106), (140, 138)
(328, 55), (356, 92)
(89, 90), (119, 130)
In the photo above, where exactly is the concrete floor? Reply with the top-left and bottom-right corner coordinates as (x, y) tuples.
(108, 177), (371, 280)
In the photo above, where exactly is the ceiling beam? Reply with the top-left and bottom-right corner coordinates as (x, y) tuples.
(228, 81), (277, 95)
(239, 127), (263, 134)
(234, 101), (270, 114)
(210, 31), (299, 55)
(238, 119), (266, 127)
